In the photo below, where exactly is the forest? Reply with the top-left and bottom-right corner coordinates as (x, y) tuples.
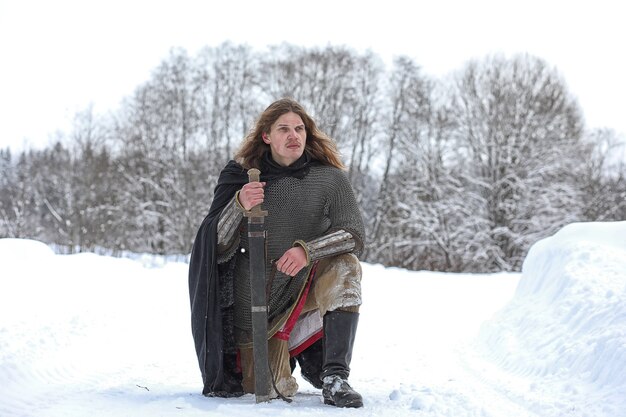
(1, 43), (624, 272)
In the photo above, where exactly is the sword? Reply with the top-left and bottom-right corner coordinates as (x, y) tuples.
(243, 168), (270, 403)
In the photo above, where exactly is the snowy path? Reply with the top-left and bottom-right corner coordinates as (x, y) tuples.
(1, 237), (621, 417)
(355, 265), (537, 417)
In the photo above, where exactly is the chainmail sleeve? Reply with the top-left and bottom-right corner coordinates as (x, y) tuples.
(216, 193), (244, 263)
(293, 168), (365, 263)
(325, 167), (365, 256)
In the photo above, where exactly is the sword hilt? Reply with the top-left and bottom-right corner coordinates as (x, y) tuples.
(244, 168), (268, 218)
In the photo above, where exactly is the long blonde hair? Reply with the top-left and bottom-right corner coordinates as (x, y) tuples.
(235, 98), (345, 170)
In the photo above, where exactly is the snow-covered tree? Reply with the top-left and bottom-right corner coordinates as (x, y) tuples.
(449, 54), (585, 270)
(578, 128), (626, 221)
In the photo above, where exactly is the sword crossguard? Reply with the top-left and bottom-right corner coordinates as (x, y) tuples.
(244, 168), (268, 218)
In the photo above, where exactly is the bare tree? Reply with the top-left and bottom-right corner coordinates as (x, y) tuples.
(196, 42), (263, 164)
(450, 54), (584, 270)
(366, 57), (427, 263)
(578, 128), (626, 221)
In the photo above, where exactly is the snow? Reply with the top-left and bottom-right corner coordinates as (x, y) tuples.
(1, 221), (625, 417)
(475, 221), (626, 417)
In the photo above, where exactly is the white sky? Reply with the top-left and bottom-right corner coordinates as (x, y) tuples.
(1, 0), (625, 151)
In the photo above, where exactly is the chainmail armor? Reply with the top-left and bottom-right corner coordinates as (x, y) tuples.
(217, 164), (364, 342)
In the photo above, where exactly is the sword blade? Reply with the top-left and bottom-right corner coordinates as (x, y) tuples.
(245, 168), (271, 403)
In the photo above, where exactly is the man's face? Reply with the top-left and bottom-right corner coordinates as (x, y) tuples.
(263, 112), (306, 167)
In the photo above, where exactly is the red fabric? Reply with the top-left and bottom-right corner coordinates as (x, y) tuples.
(289, 329), (323, 357)
(273, 262), (319, 342)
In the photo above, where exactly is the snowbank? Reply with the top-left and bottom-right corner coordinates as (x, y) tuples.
(478, 221), (626, 407)
(0, 238), (55, 259)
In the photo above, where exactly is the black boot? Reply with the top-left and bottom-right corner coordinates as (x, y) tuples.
(294, 338), (324, 389)
(321, 310), (363, 408)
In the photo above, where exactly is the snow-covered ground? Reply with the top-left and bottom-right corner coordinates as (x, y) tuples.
(0, 221), (624, 417)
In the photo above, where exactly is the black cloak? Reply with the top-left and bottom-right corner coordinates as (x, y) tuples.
(188, 153), (317, 396)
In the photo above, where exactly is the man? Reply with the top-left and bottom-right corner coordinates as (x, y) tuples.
(188, 98), (365, 408)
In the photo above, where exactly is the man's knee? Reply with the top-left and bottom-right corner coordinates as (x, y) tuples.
(313, 253), (362, 316)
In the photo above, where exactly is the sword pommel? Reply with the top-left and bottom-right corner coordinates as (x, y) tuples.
(247, 168), (261, 182)
(244, 168), (268, 218)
